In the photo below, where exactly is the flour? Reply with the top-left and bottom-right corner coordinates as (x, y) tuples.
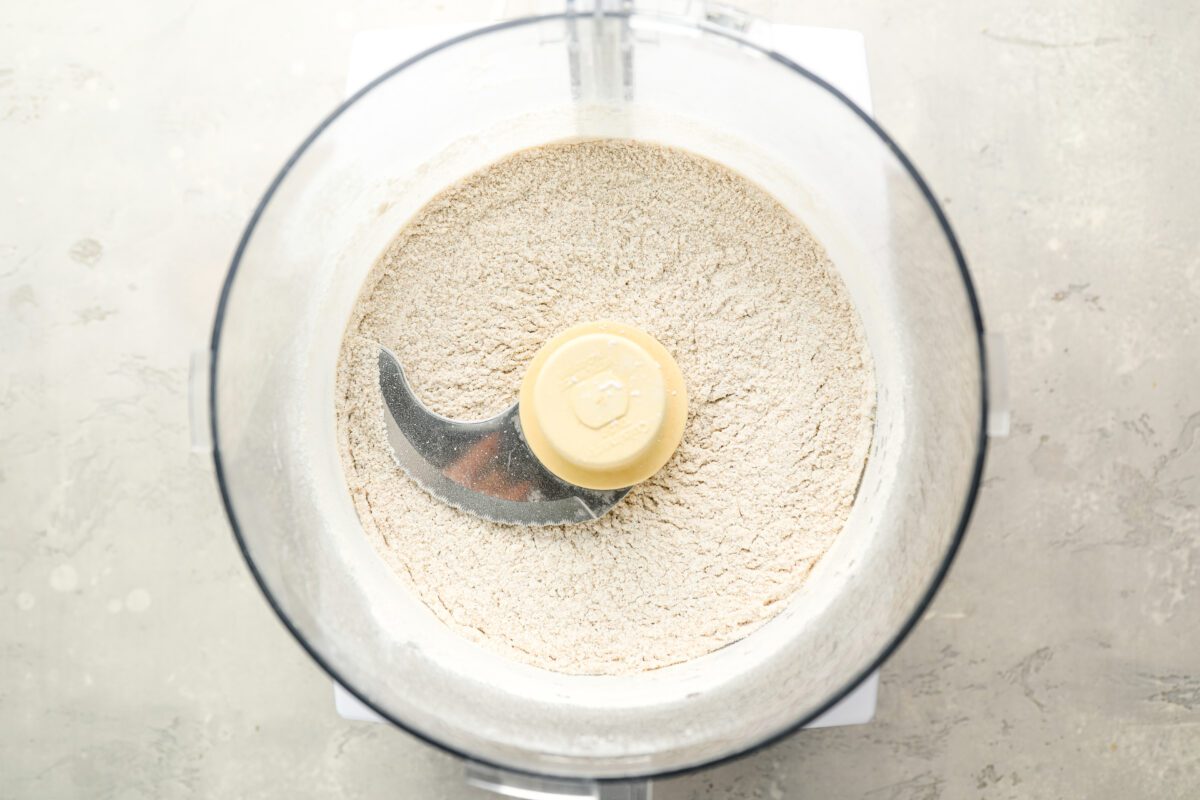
(336, 139), (875, 675)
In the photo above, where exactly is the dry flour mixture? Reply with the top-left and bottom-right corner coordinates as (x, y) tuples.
(336, 139), (875, 675)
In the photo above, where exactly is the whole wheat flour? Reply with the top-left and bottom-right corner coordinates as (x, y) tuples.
(336, 139), (874, 675)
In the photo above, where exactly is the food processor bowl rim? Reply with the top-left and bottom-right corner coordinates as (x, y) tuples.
(208, 10), (989, 782)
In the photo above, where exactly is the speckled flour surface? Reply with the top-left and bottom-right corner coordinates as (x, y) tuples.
(336, 139), (874, 675)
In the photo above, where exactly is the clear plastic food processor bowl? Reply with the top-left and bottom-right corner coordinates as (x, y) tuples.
(209, 7), (988, 781)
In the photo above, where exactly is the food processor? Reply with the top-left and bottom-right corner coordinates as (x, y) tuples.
(204, 1), (999, 793)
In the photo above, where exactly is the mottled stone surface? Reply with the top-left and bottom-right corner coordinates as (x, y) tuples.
(2, 0), (1197, 797)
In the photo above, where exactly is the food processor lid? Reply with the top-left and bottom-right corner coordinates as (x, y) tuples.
(209, 6), (989, 781)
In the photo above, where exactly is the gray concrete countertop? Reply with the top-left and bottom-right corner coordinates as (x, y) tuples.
(2, 1), (1198, 797)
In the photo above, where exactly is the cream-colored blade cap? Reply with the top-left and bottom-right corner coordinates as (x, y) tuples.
(519, 321), (688, 490)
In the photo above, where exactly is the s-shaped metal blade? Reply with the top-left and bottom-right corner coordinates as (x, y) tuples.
(378, 348), (630, 526)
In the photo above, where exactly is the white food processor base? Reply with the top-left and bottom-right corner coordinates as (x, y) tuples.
(334, 670), (879, 728)
(331, 10), (882, 796)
